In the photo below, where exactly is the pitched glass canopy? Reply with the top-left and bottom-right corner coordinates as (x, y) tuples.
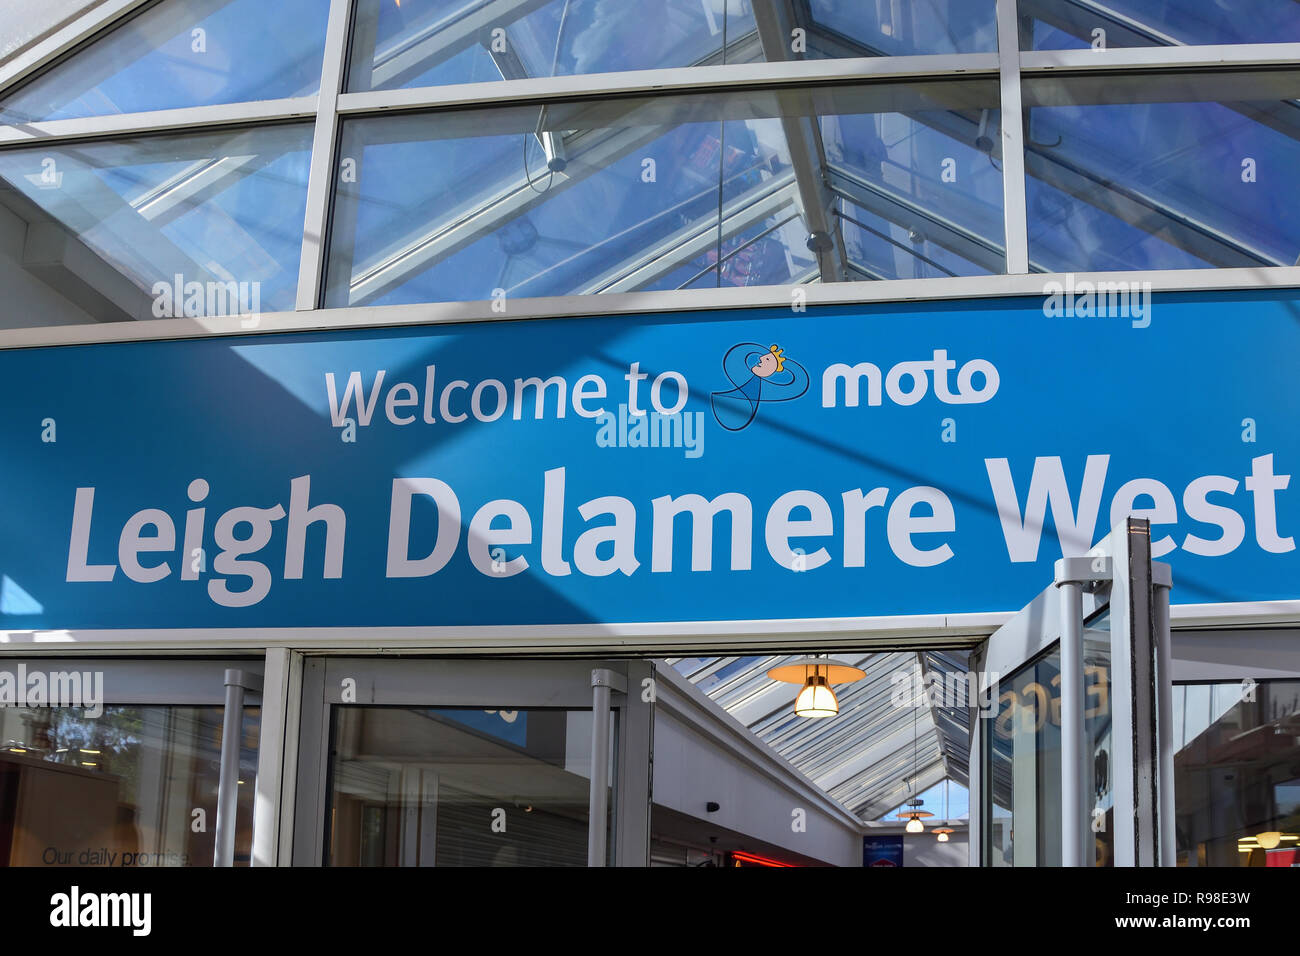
(669, 650), (974, 821)
(1023, 69), (1300, 271)
(1021, 0), (1300, 49)
(345, 0), (998, 94)
(1, 0), (1299, 332)
(0, 125), (313, 321)
(0, 0), (329, 123)
(324, 78), (1005, 307)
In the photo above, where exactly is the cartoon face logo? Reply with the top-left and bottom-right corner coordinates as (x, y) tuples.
(710, 342), (808, 431)
(752, 349), (781, 378)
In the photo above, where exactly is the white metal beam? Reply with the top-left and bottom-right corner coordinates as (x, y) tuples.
(995, 0), (1029, 274)
(295, 0), (352, 311)
(0, 96), (318, 147)
(6, 265), (1300, 349)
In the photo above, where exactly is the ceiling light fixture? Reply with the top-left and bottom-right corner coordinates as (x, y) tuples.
(767, 656), (865, 719)
(900, 800), (933, 833)
(1256, 831), (1283, 850)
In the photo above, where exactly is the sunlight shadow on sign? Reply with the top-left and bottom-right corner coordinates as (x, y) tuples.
(0, 575), (43, 615)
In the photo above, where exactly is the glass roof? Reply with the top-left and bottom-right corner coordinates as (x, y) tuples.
(0, 0), (1297, 329)
(1023, 0), (1300, 49)
(344, 0), (998, 94)
(0, 124), (313, 317)
(0, 0), (329, 123)
(669, 650), (974, 821)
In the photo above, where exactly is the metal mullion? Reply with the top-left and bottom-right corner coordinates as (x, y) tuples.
(1019, 0), (1181, 48)
(829, 171), (1012, 275)
(995, 0), (1030, 275)
(296, 0), (354, 312)
(1020, 43), (1300, 73)
(8, 264), (1300, 350)
(335, 53), (1003, 117)
(0, 97), (319, 149)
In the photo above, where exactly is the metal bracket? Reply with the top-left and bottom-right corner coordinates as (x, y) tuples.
(1054, 555), (1112, 591)
(224, 668), (264, 694)
(591, 668), (626, 694)
(1151, 560), (1172, 590)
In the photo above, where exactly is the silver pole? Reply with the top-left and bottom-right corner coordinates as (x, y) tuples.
(1058, 580), (1086, 867)
(587, 672), (613, 867)
(214, 669), (247, 867)
(214, 669), (260, 866)
(1153, 567), (1175, 866)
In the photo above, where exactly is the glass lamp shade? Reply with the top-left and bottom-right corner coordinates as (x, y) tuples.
(905, 816), (925, 834)
(936, 831), (949, 842)
(794, 677), (839, 718)
(1256, 831), (1282, 849)
(934, 828), (954, 842)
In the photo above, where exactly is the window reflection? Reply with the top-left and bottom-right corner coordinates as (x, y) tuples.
(1174, 679), (1300, 867)
(1022, 0), (1300, 50)
(810, 0), (998, 55)
(988, 649), (1062, 867)
(0, 705), (259, 867)
(0, 0), (329, 122)
(325, 80), (1004, 307)
(325, 706), (606, 866)
(345, 0), (997, 95)
(0, 125), (313, 327)
(986, 635), (1112, 868)
(1023, 70), (1300, 272)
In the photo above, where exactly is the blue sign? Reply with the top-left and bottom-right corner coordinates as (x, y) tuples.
(863, 834), (905, 867)
(1, 289), (1297, 630)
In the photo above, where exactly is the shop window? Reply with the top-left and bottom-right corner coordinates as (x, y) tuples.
(0, 704), (259, 867)
(1174, 679), (1300, 867)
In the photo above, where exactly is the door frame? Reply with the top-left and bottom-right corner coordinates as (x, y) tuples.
(289, 656), (652, 866)
(970, 518), (1173, 867)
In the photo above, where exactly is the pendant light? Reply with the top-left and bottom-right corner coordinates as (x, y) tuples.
(934, 828), (954, 843)
(900, 800), (933, 833)
(896, 694), (932, 832)
(1255, 831), (1282, 850)
(767, 656), (865, 719)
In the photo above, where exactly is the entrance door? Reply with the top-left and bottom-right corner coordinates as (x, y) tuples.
(970, 518), (1174, 867)
(291, 658), (652, 866)
(0, 657), (263, 867)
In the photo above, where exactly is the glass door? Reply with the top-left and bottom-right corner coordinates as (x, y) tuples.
(971, 517), (1173, 867)
(0, 657), (263, 867)
(291, 658), (652, 866)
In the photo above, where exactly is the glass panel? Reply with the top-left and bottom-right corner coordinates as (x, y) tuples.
(324, 79), (1003, 307)
(325, 706), (609, 866)
(1083, 609), (1113, 867)
(1021, 0), (1300, 50)
(0, 0), (329, 122)
(810, 0), (998, 55)
(0, 704), (259, 867)
(1174, 679), (1300, 867)
(878, 778), (970, 821)
(987, 646), (1061, 866)
(0, 124), (314, 329)
(1023, 70), (1300, 272)
(345, 0), (996, 94)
